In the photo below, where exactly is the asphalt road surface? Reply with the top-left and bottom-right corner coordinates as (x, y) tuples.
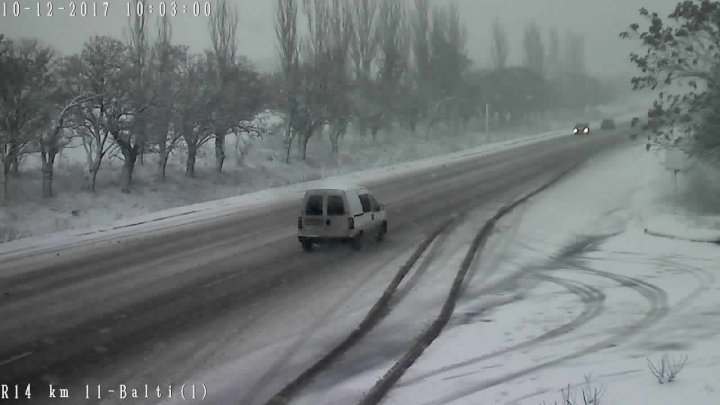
(0, 131), (627, 404)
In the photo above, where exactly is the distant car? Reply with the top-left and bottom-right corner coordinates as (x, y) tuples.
(298, 186), (387, 252)
(572, 123), (591, 135)
(600, 118), (616, 130)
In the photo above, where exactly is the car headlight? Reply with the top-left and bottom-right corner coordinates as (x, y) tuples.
(584, 128), (589, 133)
(573, 128), (578, 134)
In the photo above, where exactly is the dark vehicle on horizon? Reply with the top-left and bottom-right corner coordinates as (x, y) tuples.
(600, 118), (616, 130)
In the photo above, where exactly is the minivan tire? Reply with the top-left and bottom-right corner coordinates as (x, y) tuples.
(351, 232), (364, 251)
(377, 221), (387, 242)
(301, 239), (313, 252)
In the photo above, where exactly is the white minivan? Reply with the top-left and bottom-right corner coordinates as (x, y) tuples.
(298, 186), (388, 251)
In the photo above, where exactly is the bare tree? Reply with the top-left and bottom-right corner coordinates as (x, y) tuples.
(151, 16), (187, 180)
(375, 0), (408, 133)
(0, 38), (54, 201)
(275, 0), (300, 162)
(349, 0), (379, 137)
(523, 21), (545, 76)
(561, 29), (587, 109)
(326, 0), (354, 152)
(547, 27), (560, 79)
(411, 0), (431, 84)
(294, 0), (333, 160)
(38, 93), (103, 198)
(427, 3), (469, 128)
(564, 29), (586, 75)
(176, 54), (214, 177)
(119, 0), (152, 193)
(69, 36), (132, 192)
(208, 0), (239, 173)
(490, 16), (509, 70)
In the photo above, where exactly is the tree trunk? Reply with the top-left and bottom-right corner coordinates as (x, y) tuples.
(357, 119), (368, 138)
(186, 143), (197, 177)
(158, 149), (170, 181)
(88, 166), (100, 192)
(285, 133), (294, 164)
(41, 149), (57, 198)
(298, 130), (312, 160)
(9, 139), (19, 177)
(301, 133), (310, 160)
(120, 147), (138, 194)
(1, 160), (9, 202)
(330, 132), (339, 154)
(215, 134), (225, 173)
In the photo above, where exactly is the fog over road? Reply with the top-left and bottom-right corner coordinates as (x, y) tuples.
(0, 131), (626, 404)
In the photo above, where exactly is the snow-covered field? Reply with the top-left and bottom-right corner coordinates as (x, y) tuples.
(0, 101), (641, 246)
(378, 141), (720, 404)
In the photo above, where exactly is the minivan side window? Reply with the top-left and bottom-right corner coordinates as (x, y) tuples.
(358, 194), (372, 213)
(305, 195), (323, 216)
(326, 195), (346, 216)
(370, 195), (382, 212)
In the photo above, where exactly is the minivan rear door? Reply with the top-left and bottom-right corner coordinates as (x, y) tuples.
(325, 193), (350, 237)
(302, 193), (326, 236)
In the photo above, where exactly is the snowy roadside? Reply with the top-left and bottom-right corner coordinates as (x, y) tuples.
(302, 140), (720, 404)
(0, 99), (643, 251)
(0, 125), (577, 256)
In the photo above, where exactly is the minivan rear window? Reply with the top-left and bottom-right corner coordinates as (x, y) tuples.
(359, 194), (372, 213)
(305, 195), (323, 216)
(326, 195), (345, 216)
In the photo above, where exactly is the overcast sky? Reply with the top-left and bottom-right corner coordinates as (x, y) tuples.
(1, 0), (680, 75)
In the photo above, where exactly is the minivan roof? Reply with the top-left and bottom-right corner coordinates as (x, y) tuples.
(305, 184), (366, 192)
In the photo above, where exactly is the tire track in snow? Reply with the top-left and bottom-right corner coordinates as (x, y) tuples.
(356, 164), (582, 405)
(418, 260), (669, 405)
(259, 149), (579, 405)
(260, 220), (455, 405)
(396, 273), (606, 387)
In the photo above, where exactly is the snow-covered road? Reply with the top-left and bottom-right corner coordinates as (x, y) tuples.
(5, 131), (715, 405)
(0, 130), (627, 405)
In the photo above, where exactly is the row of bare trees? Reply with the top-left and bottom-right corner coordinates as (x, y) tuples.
(489, 18), (613, 115)
(1, 0), (621, 203)
(0, 1), (267, 201)
(272, 0), (617, 161)
(273, 0), (475, 161)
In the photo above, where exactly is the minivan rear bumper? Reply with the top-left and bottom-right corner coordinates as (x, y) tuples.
(299, 236), (352, 244)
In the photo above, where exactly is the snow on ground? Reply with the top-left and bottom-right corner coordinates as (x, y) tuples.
(371, 140), (720, 404)
(0, 98), (641, 249)
(0, 120), (588, 256)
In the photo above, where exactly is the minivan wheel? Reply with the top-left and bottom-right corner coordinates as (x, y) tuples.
(351, 232), (364, 251)
(301, 239), (313, 252)
(377, 221), (387, 242)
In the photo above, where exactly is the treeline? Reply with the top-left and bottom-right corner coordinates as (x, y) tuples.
(0, 1), (269, 201)
(273, 0), (615, 161)
(0, 0), (617, 202)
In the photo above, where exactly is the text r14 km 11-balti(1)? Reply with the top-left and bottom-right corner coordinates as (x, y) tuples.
(1, 383), (206, 400)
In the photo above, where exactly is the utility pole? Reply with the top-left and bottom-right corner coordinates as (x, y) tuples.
(485, 103), (490, 142)
(673, 169), (679, 215)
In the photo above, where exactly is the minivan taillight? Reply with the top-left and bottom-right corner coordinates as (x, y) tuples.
(348, 217), (355, 230)
(298, 216), (303, 229)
